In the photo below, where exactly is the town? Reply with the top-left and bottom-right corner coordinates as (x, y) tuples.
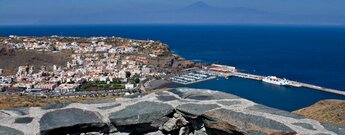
(1, 35), (344, 101)
(0, 36), (201, 98)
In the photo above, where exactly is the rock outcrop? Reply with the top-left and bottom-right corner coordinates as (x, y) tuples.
(0, 88), (344, 135)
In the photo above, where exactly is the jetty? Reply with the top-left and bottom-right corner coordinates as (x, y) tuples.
(292, 81), (345, 96)
(226, 72), (345, 96)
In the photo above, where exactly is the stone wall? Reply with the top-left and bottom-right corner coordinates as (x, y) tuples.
(0, 88), (344, 135)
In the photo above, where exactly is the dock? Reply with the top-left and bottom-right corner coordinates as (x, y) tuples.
(170, 70), (217, 85)
(231, 72), (264, 80)
(292, 81), (345, 96)
(228, 72), (345, 96)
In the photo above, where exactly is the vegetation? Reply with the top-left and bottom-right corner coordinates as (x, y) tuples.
(0, 94), (119, 110)
(294, 99), (345, 126)
(79, 80), (125, 91)
(0, 88), (172, 110)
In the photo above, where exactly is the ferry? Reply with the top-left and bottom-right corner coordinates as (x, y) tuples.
(262, 76), (290, 86)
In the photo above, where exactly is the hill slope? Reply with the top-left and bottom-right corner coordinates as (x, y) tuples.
(294, 99), (345, 126)
(0, 47), (71, 75)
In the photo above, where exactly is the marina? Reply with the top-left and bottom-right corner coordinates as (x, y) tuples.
(170, 71), (216, 85)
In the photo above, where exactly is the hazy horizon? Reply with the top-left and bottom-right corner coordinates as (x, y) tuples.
(1, 0), (345, 25)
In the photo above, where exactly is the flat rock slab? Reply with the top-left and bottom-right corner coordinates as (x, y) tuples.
(176, 103), (220, 118)
(321, 123), (345, 135)
(156, 92), (179, 102)
(217, 101), (242, 106)
(109, 101), (174, 126)
(39, 108), (105, 135)
(5, 107), (29, 116)
(247, 105), (304, 119)
(14, 117), (34, 124)
(0, 125), (24, 135)
(203, 108), (294, 134)
(169, 88), (239, 100)
(41, 102), (71, 110)
(97, 103), (121, 110)
(292, 122), (316, 130)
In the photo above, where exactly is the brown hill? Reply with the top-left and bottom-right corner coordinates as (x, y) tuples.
(0, 48), (71, 75)
(293, 99), (345, 126)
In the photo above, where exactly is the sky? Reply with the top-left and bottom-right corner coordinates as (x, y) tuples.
(1, 0), (345, 25)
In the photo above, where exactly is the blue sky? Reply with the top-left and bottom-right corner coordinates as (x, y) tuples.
(1, 0), (345, 25)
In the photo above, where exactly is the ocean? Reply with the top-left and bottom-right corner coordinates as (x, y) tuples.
(1, 24), (345, 111)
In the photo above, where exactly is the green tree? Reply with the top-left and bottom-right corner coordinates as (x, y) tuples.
(125, 71), (131, 78)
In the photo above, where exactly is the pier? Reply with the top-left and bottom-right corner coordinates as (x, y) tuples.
(292, 81), (345, 96)
(228, 72), (345, 96)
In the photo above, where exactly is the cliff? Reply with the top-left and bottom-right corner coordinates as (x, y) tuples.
(0, 88), (344, 135)
(294, 99), (345, 126)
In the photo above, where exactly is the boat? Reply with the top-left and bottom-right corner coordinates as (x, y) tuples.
(262, 76), (290, 86)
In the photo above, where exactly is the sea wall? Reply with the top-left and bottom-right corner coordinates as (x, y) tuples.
(0, 88), (344, 135)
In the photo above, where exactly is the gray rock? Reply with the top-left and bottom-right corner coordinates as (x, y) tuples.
(109, 101), (174, 126)
(97, 103), (121, 110)
(81, 100), (115, 105)
(110, 132), (130, 135)
(203, 108), (294, 134)
(292, 122), (316, 130)
(247, 105), (304, 119)
(41, 102), (70, 110)
(194, 127), (208, 135)
(246, 130), (267, 135)
(145, 130), (164, 135)
(151, 116), (170, 129)
(39, 108), (105, 135)
(156, 92), (179, 102)
(5, 107), (29, 116)
(321, 123), (345, 135)
(0, 111), (10, 117)
(124, 93), (147, 99)
(179, 126), (191, 135)
(14, 117), (33, 124)
(203, 120), (245, 135)
(157, 95), (179, 102)
(162, 113), (189, 132)
(176, 103), (220, 118)
(217, 101), (242, 106)
(0, 125), (24, 135)
(169, 88), (239, 100)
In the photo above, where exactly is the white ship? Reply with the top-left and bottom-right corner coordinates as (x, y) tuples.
(262, 76), (290, 86)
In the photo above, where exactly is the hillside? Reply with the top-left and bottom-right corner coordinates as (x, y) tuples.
(0, 47), (71, 75)
(293, 99), (345, 126)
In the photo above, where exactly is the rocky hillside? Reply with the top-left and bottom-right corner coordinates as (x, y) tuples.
(0, 48), (71, 75)
(0, 88), (344, 135)
(294, 99), (345, 126)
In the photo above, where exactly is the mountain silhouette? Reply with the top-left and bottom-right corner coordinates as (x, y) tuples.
(178, 1), (269, 15)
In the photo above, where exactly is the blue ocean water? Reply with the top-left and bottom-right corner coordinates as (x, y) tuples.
(1, 24), (345, 111)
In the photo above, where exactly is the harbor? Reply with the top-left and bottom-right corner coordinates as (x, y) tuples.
(171, 64), (345, 97)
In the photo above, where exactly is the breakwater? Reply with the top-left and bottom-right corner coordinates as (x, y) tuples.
(224, 72), (345, 96)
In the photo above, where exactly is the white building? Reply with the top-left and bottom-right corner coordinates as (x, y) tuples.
(119, 70), (127, 79)
(125, 83), (134, 89)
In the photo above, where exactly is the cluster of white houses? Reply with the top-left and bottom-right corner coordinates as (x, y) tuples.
(0, 36), (171, 95)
